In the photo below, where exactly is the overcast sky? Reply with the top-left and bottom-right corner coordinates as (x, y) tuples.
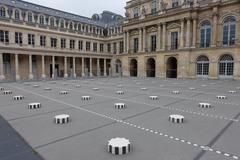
(24, 0), (128, 17)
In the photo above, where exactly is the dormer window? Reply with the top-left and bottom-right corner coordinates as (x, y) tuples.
(151, 0), (157, 14)
(39, 15), (44, 25)
(133, 7), (139, 18)
(60, 20), (64, 28)
(172, 0), (179, 8)
(15, 9), (20, 20)
(69, 22), (73, 30)
(28, 12), (33, 22)
(0, 7), (6, 18)
(50, 18), (55, 27)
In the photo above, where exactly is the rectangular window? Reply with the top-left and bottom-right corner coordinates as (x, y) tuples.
(70, 40), (75, 49)
(171, 32), (178, 50)
(40, 35), (46, 46)
(113, 43), (117, 54)
(28, 34), (35, 46)
(119, 41), (124, 54)
(93, 43), (98, 52)
(134, 38), (139, 53)
(78, 41), (83, 50)
(15, 32), (22, 45)
(86, 42), (91, 51)
(151, 35), (157, 52)
(151, 0), (157, 14)
(0, 30), (9, 43)
(172, 0), (179, 8)
(107, 43), (111, 53)
(100, 43), (104, 52)
(61, 38), (66, 49)
(51, 38), (57, 48)
(133, 7), (139, 18)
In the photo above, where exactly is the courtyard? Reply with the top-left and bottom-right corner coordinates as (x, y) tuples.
(0, 77), (240, 160)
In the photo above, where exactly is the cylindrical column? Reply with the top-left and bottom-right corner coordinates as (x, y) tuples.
(64, 57), (68, 78)
(180, 19), (185, 49)
(81, 57), (85, 77)
(0, 53), (5, 80)
(104, 59), (107, 76)
(186, 18), (191, 48)
(73, 57), (76, 78)
(15, 54), (20, 80)
(123, 32), (126, 53)
(126, 31), (129, 53)
(162, 23), (166, 50)
(139, 28), (142, 52)
(90, 58), (93, 77)
(41, 55), (46, 79)
(157, 24), (161, 51)
(212, 12), (218, 47)
(97, 58), (100, 76)
(52, 56), (55, 79)
(29, 55), (33, 80)
(142, 27), (146, 52)
(192, 18), (197, 48)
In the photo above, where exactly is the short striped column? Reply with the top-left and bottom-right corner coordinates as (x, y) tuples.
(114, 103), (126, 109)
(54, 114), (70, 124)
(13, 95), (24, 101)
(171, 91), (180, 94)
(229, 91), (237, 94)
(116, 91), (124, 95)
(0, 87), (4, 90)
(3, 90), (12, 95)
(59, 91), (68, 95)
(217, 96), (227, 99)
(44, 88), (51, 91)
(108, 138), (130, 155)
(169, 115), (184, 123)
(28, 103), (41, 109)
(82, 96), (91, 100)
(149, 96), (158, 100)
(199, 103), (212, 108)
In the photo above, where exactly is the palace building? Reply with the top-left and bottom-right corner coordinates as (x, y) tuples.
(0, 0), (240, 81)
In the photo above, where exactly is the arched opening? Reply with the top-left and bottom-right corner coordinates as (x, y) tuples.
(196, 56), (209, 78)
(146, 58), (156, 77)
(130, 59), (137, 77)
(219, 54), (234, 79)
(166, 57), (177, 78)
(115, 59), (122, 76)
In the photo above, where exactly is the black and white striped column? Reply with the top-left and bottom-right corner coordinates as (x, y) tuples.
(28, 103), (41, 109)
(114, 103), (126, 109)
(54, 114), (70, 124)
(82, 96), (91, 100)
(169, 115), (184, 123)
(13, 95), (24, 101)
(199, 103), (212, 108)
(108, 138), (130, 155)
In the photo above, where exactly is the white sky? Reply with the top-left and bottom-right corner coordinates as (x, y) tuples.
(24, 0), (128, 18)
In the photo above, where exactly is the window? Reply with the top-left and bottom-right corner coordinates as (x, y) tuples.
(151, 0), (157, 14)
(15, 32), (22, 45)
(15, 10), (20, 20)
(69, 22), (73, 30)
(223, 16), (236, 46)
(86, 42), (91, 51)
(93, 43), (98, 52)
(200, 21), (211, 48)
(70, 40), (75, 49)
(171, 32), (178, 50)
(28, 34), (35, 46)
(113, 43), (117, 54)
(39, 15), (44, 25)
(51, 38), (57, 48)
(78, 41), (83, 50)
(61, 38), (66, 49)
(60, 20), (64, 28)
(0, 30), (9, 43)
(133, 7), (139, 18)
(151, 35), (157, 52)
(219, 54), (234, 77)
(28, 12), (33, 22)
(50, 18), (55, 27)
(172, 0), (179, 8)
(119, 41), (124, 54)
(0, 7), (6, 18)
(107, 43), (111, 53)
(197, 56), (209, 77)
(134, 38), (139, 53)
(40, 36), (46, 46)
(100, 43), (104, 52)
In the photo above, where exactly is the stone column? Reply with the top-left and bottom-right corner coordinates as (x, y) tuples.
(64, 57), (68, 78)
(97, 58), (100, 76)
(126, 31), (130, 53)
(162, 23), (166, 50)
(73, 57), (76, 78)
(192, 18), (197, 48)
(142, 27), (146, 52)
(180, 19), (185, 49)
(212, 12), (218, 47)
(104, 59), (107, 76)
(52, 56), (55, 79)
(123, 32), (127, 53)
(15, 54), (20, 80)
(186, 18), (191, 48)
(90, 58), (93, 77)
(29, 54), (33, 80)
(139, 28), (142, 52)
(0, 53), (5, 80)
(157, 24), (161, 51)
(81, 57), (85, 77)
(41, 55), (46, 79)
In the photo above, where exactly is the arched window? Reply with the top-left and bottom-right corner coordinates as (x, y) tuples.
(60, 20), (64, 28)
(197, 56), (209, 77)
(200, 21), (211, 48)
(28, 12), (33, 22)
(50, 18), (55, 27)
(219, 54), (234, 78)
(223, 16), (236, 46)
(0, 7), (6, 17)
(39, 15), (44, 25)
(15, 9), (20, 20)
